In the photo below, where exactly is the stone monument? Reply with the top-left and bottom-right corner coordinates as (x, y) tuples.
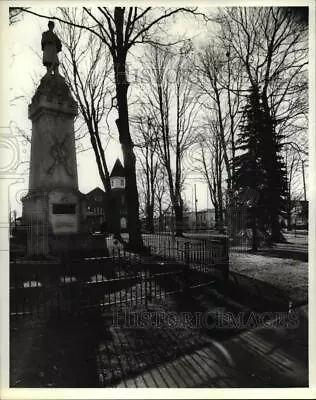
(22, 21), (101, 258)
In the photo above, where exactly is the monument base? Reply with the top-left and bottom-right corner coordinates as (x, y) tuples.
(49, 233), (109, 259)
(21, 188), (98, 259)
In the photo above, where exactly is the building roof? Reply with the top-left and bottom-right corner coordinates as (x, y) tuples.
(184, 209), (215, 215)
(85, 187), (105, 196)
(110, 158), (125, 177)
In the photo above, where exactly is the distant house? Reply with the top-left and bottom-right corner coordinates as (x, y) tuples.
(150, 208), (217, 232)
(280, 200), (308, 230)
(84, 187), (107, 233)
(292, 200), (308, 228)
(184, 209), (216, 230)
(84, 158), (128, 233)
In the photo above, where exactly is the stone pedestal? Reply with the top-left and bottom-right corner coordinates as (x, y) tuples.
(28, 73), (78, 191)
(23, 190), (49, 257)
(22, 73), (87, 257)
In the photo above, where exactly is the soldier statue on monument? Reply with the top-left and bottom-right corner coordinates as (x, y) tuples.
(41, 21), (62, 75)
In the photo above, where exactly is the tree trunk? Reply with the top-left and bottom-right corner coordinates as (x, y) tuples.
(114, 50), (143, 251)
(217, 180), (224, 233)
(158, 201), (163, 232)
(214, 205), (219, 231)
(218, 203), (224, 233)
(106, 192), (121, 238)
(271, 213), (283, 242)
(146, 203), (154, 233)
(287, 211), (292, 231)
(173, 201), (183, 237)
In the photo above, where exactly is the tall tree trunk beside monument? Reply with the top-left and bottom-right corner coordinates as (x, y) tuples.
(173, 199), (184, 236)
(112, 11), (143, 249)
(115, 75), (143, 249)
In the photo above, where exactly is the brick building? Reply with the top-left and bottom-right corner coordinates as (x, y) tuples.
(84, 187), (107, 233)
(84, 159), (128, 233)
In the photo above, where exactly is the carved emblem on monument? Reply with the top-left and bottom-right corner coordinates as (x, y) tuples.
(47, 133), (73, 177)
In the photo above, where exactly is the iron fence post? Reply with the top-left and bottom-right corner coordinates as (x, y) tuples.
(222, 236), (229, 281)
(184, 242), (190, 295)
(145, 265), (151, 308)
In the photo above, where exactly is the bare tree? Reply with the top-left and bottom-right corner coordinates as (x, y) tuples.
(284, 144), (302, 230)
(215, 7), (308, 123)
(9, 7), (28, 24)
(154, 168), (171, 232)
(137, 45), (200, 236)
(214, 7), (308, 241)
(133, 116), (160, 233)
(19, 6), (201, 250)
(189, 123), (225, 231)
(193, 44), (244, 190)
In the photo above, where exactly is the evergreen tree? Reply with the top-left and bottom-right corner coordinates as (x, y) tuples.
(233, 85), (267, 250)
(233, 84), (288, 248)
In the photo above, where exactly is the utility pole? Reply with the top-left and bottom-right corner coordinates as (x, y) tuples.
(194, 184), (198, 230)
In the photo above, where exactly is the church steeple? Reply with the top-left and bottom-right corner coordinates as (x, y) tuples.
(109, 159), (127, 231)
(110, 159), (125, 178)
(110, 159), (125, 189)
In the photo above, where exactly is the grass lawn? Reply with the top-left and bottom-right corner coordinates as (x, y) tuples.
(229, 232), (308, 305)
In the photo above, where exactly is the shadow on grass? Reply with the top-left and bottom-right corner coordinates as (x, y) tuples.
(255, 248), (308, 262)
(231, 240), (308, 262)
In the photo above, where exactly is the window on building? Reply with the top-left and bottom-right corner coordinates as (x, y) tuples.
(120, 217), (127, 229)
(52, 204), (76, 214)
(120, 179), (124, 186)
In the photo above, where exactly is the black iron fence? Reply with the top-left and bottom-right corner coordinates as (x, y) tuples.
(142, 234), (229, 279)
(10, 235), (229, 319)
